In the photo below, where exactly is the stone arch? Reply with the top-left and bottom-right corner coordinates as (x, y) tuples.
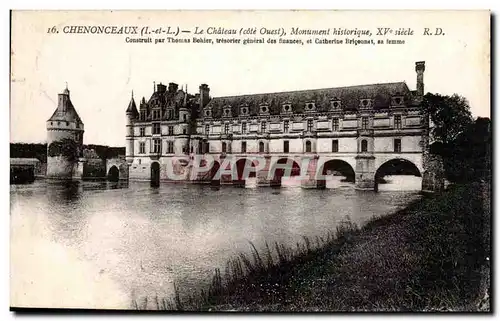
(107, 165), (119, 182)
(233, 158), (258, 186)
(319, 159), (356, 184)
(374, 158), (422, 191)
(269, 158), (301, 187)
(150, 161), (160, 187)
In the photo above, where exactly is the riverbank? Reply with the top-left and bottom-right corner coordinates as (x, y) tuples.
(160, 182), (490, 312)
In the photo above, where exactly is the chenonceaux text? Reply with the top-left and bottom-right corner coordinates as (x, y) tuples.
(63, 25), (139, 34)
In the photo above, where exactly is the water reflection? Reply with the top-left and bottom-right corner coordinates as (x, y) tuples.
(10, 180), (421, 309)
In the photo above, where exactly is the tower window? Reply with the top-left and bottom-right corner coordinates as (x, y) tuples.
(241, 141), (247, 153)
(283, 120), (289, 133)
(183, 114), (187, 121)
(259, 141), (265, 153)
(261, 122), (267, 133)
(284, 140), (289, 153)
(361, 139), (368, 152)
(394, 115), (402, 129)
(362, 117), (369, 129)
(332, 118), (339, 131)
(224, 123), (230, 134)
(169, 126), (174, 135)
(242, 123), (247, 134)
(332, 140), (339, 152)
(305, 140), (312, 153)
(167, 141), (174, 154)
(182, 128), (187, 135)
(205, 124), (210, 134)
(394, 138), (402, 153)
(153, 139), (162, 154)
(307, 119), (313, 132)
(140, 127), (145, 136)
(139, 142), (145, 154)
(153, 123), (161, 135)
(153, 110), (160, 120)
(222, 142), (227, 153)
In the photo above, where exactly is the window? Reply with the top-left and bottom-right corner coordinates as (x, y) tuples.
(224, 123), (230, 134)
(222, 142), (227, 153)
(139, 142), (146, 154)
(153, 139), (162, 154)
(332, 140), (339, 152)
(259, 141), (265, 153)
(242, 123), (247, 134)
(153, 109), (160, 120)
(362, 117), (369, 130)
(153, 123), (161, 135)
(167, 110), (173, 119)
(307, 119), (313, 132)
(140, 110), (146, 120)
(394, 115), (402, 129)
(332, 118), (339, 131)
(168, 126), (174, 135)
(284, 140), (289, 153)
(206, 142), (210, 153)
(182, 128), (187, 135)
(138, 159), (141, 165)
(167, 141), (174, 154)
(394, 139), (402, 153)
(183, 114), (187, 121)
(140, 127), (145, 136)
(284, 120), (289, 133)
(241, 141), (247, 153)
(205, 124), (210, 134)
(361, 139), (368, 152)
(261, 122), (267, 133)
(305, 140), (312, 153)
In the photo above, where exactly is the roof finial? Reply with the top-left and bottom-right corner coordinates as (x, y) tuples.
(131, 90), (134, 99)
(153, 81), (156, 92)
(65, 81), (68, 90)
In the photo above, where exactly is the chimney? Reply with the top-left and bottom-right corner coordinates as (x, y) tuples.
(415, 61), (425, 97)
(199, 84), (210, 109)
(168, 82), (178, 93)
(156, 82), (167, 93)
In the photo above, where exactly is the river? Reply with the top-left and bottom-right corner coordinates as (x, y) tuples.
(10, 178), (421, 309)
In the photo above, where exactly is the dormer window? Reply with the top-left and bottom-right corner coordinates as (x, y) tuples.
(391, 93), (405, 107)
(330, 98), (342, 111)
(305, 102), (316, 112)
(282, 102), (292, 114)
(360, 99), (373, 109)
(240, 105), (249, 116)
(260, 104), (270, 115)
(223, 106), (232, 118)
(204, 108), (212, 118)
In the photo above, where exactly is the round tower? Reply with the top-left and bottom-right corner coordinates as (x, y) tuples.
(46, 86), (85, 179)
(126, 91), (138, 164)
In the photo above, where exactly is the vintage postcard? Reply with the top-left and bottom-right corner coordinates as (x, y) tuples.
(9, 10), (491, 312)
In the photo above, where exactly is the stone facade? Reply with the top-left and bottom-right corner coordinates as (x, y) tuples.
(125, 61), (443, 191)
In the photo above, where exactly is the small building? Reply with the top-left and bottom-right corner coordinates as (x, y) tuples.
(10, 158), (41, 184)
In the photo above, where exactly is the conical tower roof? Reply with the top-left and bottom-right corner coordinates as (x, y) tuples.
(48, 87), (83, 124)
(126, 92), (139, 116)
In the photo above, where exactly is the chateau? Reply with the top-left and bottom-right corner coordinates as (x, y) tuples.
(125, 61), (443, 191)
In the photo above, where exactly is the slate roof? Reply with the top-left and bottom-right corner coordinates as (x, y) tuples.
(126, 96), (139, 116)
(48, 90), (83, 124)
(204, 82), (416, 118)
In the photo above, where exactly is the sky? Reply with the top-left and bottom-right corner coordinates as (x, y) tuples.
(10, 10), (490, 147)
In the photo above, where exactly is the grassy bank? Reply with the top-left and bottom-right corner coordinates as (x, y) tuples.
(142, 182), (490, 312)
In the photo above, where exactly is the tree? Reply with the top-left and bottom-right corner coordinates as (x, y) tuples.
(422, 93), (474, 145)
(47, 138), (79, 162)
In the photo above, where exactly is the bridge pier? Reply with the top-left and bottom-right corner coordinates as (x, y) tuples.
(300, 156), (324, 189)
(355, 154), (376, 190)
(256, 155), (272, 187)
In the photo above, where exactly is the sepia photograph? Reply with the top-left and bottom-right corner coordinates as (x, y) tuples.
(9, 10), (491, 312)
